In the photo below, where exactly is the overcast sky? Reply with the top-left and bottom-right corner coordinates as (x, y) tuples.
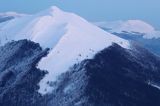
(0, 0), (159, 29)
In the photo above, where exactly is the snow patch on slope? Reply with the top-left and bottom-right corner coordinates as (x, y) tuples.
(148, 82), (160, 90)
(0, 6), (130, 95)
(95, 20), (160, 39)
(151, 84), (160, 90)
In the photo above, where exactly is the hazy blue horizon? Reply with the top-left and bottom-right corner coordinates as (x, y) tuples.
(0, 0), (160, 29)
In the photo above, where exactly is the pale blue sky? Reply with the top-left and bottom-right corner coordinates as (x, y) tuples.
(0, 0), (159, 29)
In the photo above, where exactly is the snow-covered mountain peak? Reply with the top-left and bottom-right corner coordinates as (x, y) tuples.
(95, 20), (160, 39)
(50, 6), (62, 12)
(37, 6), (67, 17)
(124, 20), (154, 32)
(0, 6), (130, 95)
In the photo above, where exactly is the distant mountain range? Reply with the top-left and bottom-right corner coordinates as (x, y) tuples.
(0, 6), (160, 106)
(95, 20), (160, 55)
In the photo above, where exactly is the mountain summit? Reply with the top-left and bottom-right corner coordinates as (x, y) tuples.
(0, 6), (129, 94)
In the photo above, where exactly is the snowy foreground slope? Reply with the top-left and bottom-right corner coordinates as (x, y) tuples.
(95, 20), (160, 55)
(1, 40), (160, 106)
(0, 6), (129, 94)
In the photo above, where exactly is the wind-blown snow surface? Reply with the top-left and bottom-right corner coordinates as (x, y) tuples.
(0, 12), (27, 24)
(0, 6), (130, 95)
(0, 12), (27, 18)
(95, 20), (160, 39)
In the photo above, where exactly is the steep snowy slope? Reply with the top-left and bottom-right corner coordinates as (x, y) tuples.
(0, 6), (130, 94)
(1, 40), (160, 106)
